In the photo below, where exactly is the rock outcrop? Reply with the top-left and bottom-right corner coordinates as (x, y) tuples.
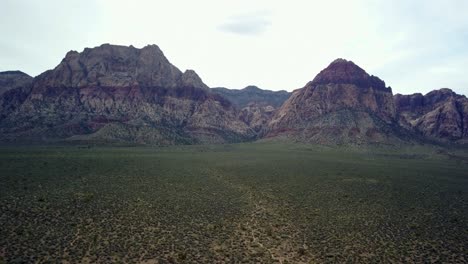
(2, 47), (466, 146)
(0, 71), (33, 120)
(0, 71), (33, 95)
(395, 88), (468, 143)
(0, 44), (254, 144)
(212, 86), (291, 133)
(238, 103), (276, 133)
(266, 59), (406, 144)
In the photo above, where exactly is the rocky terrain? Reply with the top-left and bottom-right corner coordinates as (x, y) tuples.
(266, 59), (409, 144)
(0, 44), (254, 144)
(0, 71), (33, 120)
(395, 89), (468, 143)
(0, 45), (466, 145)
(237, 104), (276, 133)
(212, 86), (291, 133)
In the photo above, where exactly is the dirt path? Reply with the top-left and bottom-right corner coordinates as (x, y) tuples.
(205, 168), (315, 263)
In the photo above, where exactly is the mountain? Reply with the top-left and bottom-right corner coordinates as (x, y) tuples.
(395, 88), (468, 143)
(0, 71), (33, 120)
(0, 44), (254, 144)
(211, 85), (290, 109)
(266, 59), (408, 144)
(237, 104), (276, 133)
(211, 86), (291, 133)
(0, 71), (33, 95)
(1, 47), (466, 146)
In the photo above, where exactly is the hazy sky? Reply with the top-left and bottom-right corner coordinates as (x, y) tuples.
(1, 0), (467, 95)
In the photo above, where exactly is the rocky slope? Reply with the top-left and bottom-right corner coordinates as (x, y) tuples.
(0, 44), (254, 144)
(0, 71), (33, 120)
(212, 86), (291, 133)
(237, 103), (276, 133)
(0, 71), (33, 95)
(266, 59), (408, 144)
(1, 47), (466, 146)
(395, 89), (468, 143)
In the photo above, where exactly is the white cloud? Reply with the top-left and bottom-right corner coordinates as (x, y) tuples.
(218, 13), (272, 36)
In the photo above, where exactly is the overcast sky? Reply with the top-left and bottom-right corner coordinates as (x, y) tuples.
(1, 0), (467, 95)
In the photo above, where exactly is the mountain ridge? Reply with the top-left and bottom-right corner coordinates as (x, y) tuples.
(211, 86), (291, 134)
(266, 59), (404, 144)
(395, 88), (468, 143)
(0, 44), (466, 145)
(211, 85), (291, 109)
(0, 44), (255, 144)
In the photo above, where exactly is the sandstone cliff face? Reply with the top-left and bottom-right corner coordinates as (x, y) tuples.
(32, 44), (185, 90)
(267, 59), (402, 144)
(2, 47), (466, 146)
(238, 103), (276, 133)
(181, 70), (209, 90)
(0, 71), (33, 120)
(0, 44), (254, 144)
(395, 89), (468, 142)
(0, 71), (33, 95)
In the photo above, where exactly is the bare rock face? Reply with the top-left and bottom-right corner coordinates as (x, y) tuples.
(0, 71), (33, 95)
(267, 59), (403, 144)
(211, 85), (291, 133)
(181, 70), (209, 90)
(239, 103), (276, 133)
(0, 71), (33, 120)
(395, 89), (468, 142)
(311, 59), (388, 91)
(33, 44), (183, 90)
(0, 44), (254, 144)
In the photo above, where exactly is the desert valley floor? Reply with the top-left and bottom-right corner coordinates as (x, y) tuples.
(0, 142), (467, 263)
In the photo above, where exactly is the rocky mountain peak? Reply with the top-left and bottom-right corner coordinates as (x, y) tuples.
(395, 88), (465, 112)
(0, 71), (33, 120)
(0, 44), (254, 144)
(64, 50), (79, 58)
(180, 69), (209, 90)
(395, 88), (468, 142)
(36, 44), (184, 89)
(311, 58), (388, 91)
(424, 88), (464, 104)
(267, 59), (399, 144)
(0, 71), (33, 96)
